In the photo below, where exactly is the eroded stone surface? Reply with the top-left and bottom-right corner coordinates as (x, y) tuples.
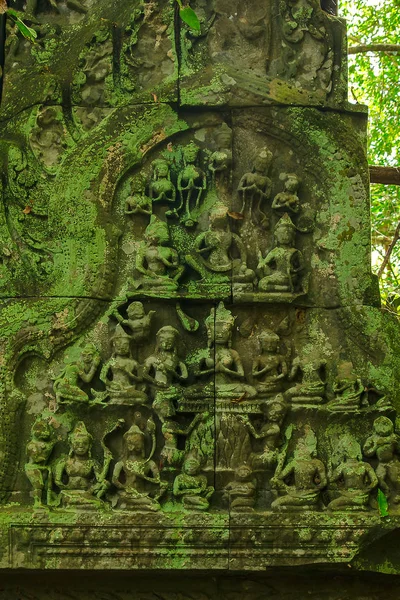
(0, 0), (399, 576)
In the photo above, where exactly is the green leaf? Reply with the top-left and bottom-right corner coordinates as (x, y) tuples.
(377, 488), (389, 517)
(179, 6), (200, 31)
(7, 11), (37, 42)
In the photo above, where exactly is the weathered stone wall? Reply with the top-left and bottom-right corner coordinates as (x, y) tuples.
(1, 0), (400, 584)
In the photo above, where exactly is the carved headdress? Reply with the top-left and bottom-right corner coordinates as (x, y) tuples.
(205, 302), (236, 347)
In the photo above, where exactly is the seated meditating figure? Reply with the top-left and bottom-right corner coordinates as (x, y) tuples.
(173, 457), (214, 511)
(285, 356), (326, 405)
(148, 158), (177, 217)
(185, 202), (255, 289)
(53, 343), (101, 405)
(271, 426), (327, 511)
(257, 213), (303, 294)
(54, 422), (109, 508)
(112, 423), (164, 511)
(252, 329), (288, 396)
(125, 175), (152, 216)
(190, 302), (256, 400)
(327, 361), (366, 412)
(223, 464), (256, 512)
(135, 215), (184, 291)
(143, 326), (188, 421)
(177, 143), (206, 227)
(99, 325), (147, 405)
(240, 395), (288, 469)
(363, 417), (400, 506)
(272, 173), (301, 215)
(327, 436), (378, 511)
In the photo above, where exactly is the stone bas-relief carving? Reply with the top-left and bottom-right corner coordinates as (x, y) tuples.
(1, 0), (400, 577)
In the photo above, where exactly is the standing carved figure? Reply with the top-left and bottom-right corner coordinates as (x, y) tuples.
(272, 174), (301, 215)
(237, 147), (272, 227)
(25, 420), (55, 508)
(148, 159), (177, 217)
(177, 143), (207, 227)
(208, 122), (233, 193)
(125, 175), (152, 216)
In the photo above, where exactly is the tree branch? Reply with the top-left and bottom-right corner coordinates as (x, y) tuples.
(369, 166), (400, 186)
(377, 220), (400, 279)
(348, 43), (400, 54)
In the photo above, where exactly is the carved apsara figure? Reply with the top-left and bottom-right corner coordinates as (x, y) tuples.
(173, 457), (214, 511)
(223, 464), (256, 512)
(252, 329), (288, 396)
(177, 143), (206, 226)
(208, 122), (233, 191)
(25, 420), (55, 508)
(257, 213), (303, 294)
(272, 174), (301, 215)
(53, 343), (100, 405)
(113, 301), (155, 346)
(328, 435), (378, 511)
(125, 175), (152, 216)
(54, 422), (109, 508)
(135, 215), (184, 290)
(286, 356), (326, 404)
(148, 159), (177, 216)
(364, 417), (400, 506)
(185, 202), (255, 288)
(99, 326), (147, 405)
(271, 426), (327, 511)
(112, 422), (164, 511)
(143, 326), (188, 421)
(237, 147), (272, 227)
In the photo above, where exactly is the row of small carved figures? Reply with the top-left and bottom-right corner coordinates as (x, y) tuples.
(25, 415), (400, 513)
(52, 324), (386, 415)
(126, 141), (301, 229)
